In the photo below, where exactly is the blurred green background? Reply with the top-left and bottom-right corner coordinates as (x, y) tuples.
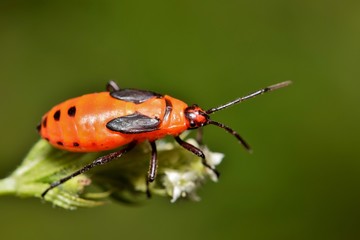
(1, 1), (359, 239)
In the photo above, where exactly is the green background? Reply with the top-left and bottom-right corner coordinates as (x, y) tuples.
(1, 1), (359, 239)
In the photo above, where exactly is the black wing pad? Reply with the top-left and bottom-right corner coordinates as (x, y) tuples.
(106, 112), (161, 134)
(110, 89), (163, 104)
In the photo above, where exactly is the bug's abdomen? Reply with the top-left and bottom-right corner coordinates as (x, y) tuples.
(39, 92), (140, 152)
(39, 91), (190, 152)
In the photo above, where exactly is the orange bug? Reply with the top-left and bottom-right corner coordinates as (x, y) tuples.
(38, 80), (291, 197)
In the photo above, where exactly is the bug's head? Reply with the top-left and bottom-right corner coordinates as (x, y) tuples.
(184, 104), (209, 129)
(184, 81), (292, 152)
(184, 103), (252, 152)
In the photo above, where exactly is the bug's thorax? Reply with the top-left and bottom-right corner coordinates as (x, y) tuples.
(150, 95), (189, 136)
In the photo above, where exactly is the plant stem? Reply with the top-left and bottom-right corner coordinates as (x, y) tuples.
(0, 177), (16, 196)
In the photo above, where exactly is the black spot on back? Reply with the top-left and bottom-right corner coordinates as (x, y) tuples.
(110, 89), (163, 104)
(68, 106), (76, 117)
(42, 117), (47, 128)
(54, 110), (61, 121)
(56, 141), (63, 146)
(73, 142), (79, 147)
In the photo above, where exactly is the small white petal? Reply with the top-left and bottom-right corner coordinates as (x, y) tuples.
(208, 152), (224, 166)
(166, 171), (181, 182)
(171, 186), (182, 203)
(164, 170), (201, 202)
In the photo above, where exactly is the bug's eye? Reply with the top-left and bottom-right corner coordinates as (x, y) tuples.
(189, 121), (196, 128)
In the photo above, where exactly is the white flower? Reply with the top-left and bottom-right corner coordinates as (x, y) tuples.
(202, 146), (224, 182)
(163, 170), (201, 203)
(186, 139), (225, 182)
(161, 138), (225, 202)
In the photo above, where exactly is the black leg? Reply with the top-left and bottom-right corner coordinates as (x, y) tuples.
(106, 80), (120, 92)
(148, 141), (157, 182)
(41, 141), (137, 198)
(146, 141), (158, 198)
(174, 136), (219, 177)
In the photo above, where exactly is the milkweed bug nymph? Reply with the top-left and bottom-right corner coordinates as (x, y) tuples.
(38, 80), (291, 198)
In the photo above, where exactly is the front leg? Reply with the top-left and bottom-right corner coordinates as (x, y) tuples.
(174, 136), (219, 177)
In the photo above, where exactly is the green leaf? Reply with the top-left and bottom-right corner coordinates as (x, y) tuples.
(0, 136), (224, 209)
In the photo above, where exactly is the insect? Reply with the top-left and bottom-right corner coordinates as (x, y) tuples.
(38, 80), (291, 198)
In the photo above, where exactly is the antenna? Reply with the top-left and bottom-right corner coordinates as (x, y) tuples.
(206, 81), (292, 114)
(207, 120), (252, 152)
